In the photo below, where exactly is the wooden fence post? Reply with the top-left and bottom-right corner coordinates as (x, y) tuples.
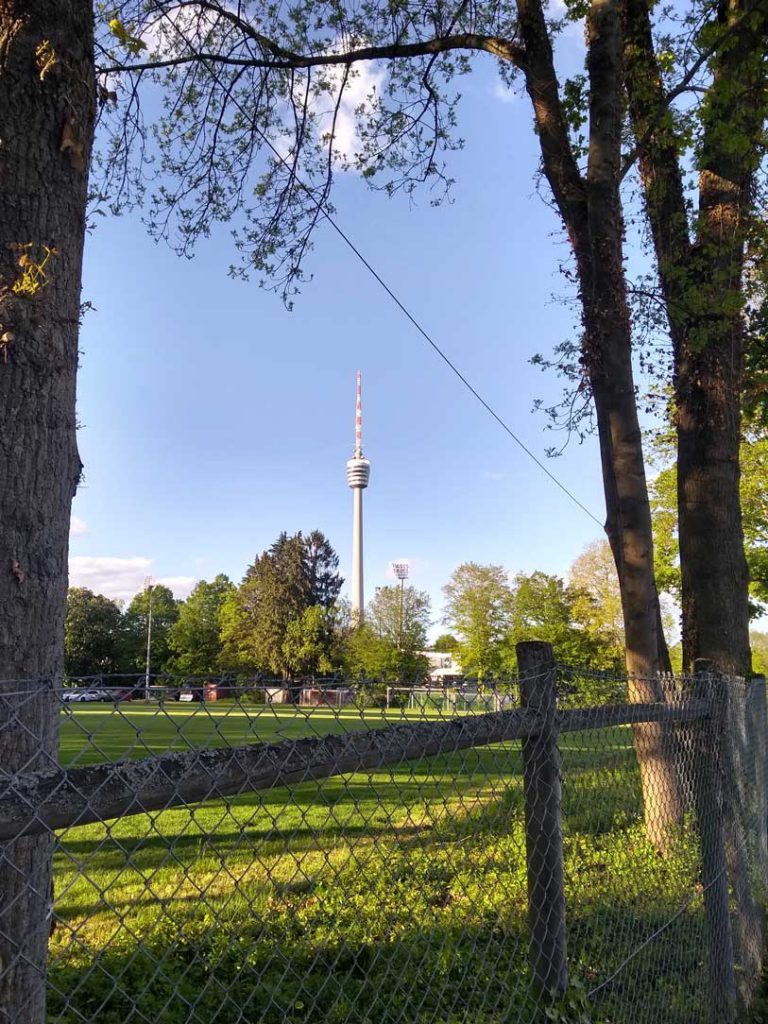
(722, 674), (764, 1014)
(692, 664), (736, 1024)
(517, 641), (568, 996)
(745, 674), (768, 1009)
(745, 675), (768, 888)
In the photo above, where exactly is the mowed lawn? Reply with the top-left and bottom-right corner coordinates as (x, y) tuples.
(59, 701), (394, 764)
(49, 703), (708, 1024)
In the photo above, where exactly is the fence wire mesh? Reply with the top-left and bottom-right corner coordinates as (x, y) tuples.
(0, 660), (765, 1024)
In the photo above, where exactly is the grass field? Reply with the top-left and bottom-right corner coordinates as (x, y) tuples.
(48, 701), (709, 1024)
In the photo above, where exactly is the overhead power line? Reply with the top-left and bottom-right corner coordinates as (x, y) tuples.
(204, 65), (605, 529)
(304, 199), (604, 528)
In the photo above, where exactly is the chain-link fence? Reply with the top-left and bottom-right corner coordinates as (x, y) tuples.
(0, 641), (765, 1024)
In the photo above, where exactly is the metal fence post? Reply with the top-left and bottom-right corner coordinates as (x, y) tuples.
(517, 641), (568, 996)
(692, 665), (736, 1024)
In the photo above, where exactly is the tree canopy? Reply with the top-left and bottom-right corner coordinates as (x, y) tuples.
(64, 588), (126, 677)
(123, 583), (180, 672)
(367, 585), (430, 649)
(61, 546), (344, 682)
(432, 633), (459, 652)
(220, 529), (344, 676)
(442, 559), (626, 678)
(340, 585), (431, 681)
(167, 575), (234, 676)
(61, 547), (642, 684)
(507, 571), (606, 671)
(442, 563), (513, 679)
(568, 540), (626, 668)
(282, 603), (347, 677)
(651, 430), (768, 617)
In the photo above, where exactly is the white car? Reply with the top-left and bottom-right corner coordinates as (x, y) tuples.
(61, 689), (112, 703)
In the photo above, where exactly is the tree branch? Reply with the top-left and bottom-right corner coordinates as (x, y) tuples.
(619, 5), (755, 181)
(98, 32), (524, 76)
(514, 0), (588, 260)
(624, 0), (692, 336)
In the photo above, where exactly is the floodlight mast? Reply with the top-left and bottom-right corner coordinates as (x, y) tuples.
(144, 576), (154, 700)
(391, 560), (409, 650)
(346, 371), (370, 626)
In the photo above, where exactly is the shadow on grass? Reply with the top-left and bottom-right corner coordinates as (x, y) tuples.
(47, 886), (711, 1024)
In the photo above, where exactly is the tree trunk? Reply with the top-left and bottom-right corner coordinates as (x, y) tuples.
(659, 1), (759, 677)
(588, 319), (683, 846)
(624, 0), (767, 678)
(584, 0), (681, 845)
(584, 183), (683, 848)
(516, 0), (682, 847)
(0, 3), (94, 1021)
(676, 96), (756, 677)
(677, 307), (751, 675)
(676, 0), (768, 677)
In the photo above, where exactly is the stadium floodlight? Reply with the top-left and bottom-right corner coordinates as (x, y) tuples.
(392, 560), (410, 581)
(391, 561), (410, 654)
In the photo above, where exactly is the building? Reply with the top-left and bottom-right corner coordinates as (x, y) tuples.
(421, 650), (462, 684)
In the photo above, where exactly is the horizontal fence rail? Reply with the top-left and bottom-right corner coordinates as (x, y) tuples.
(0, 699), (713, 840)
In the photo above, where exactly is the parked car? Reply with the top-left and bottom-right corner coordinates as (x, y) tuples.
(61, 689), (113, 703)
(112, 687), (143, 702)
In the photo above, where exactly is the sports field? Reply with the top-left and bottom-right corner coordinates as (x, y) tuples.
(49, 702), (707, 1024)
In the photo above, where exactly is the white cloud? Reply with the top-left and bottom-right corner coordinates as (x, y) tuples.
(492, 79), (517, 105)
(69, 556), (151, 602)
(299, 56), (386, 166)
(550, 0), (586, 43)
(156, 575), (198, 599)
(333, 62), (386, 164)
(70, 515), (89, 537)
(69, 556), (197, 603)
(109, 12), (385, 172)
(273, 58), (386, 174)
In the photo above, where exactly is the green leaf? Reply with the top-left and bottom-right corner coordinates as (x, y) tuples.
(108, 16), (147, 55)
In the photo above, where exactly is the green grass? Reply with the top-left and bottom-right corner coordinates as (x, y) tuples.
(48, 703), (708, 1024)
(59, 702), (399, 763)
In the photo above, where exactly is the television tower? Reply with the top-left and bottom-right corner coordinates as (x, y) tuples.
(346, 370), (371, 625)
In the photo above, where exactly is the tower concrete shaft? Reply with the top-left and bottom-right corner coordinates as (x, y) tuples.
(346, 370), (370, 625)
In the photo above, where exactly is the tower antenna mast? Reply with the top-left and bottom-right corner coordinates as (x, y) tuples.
(346, 371), (371, 626)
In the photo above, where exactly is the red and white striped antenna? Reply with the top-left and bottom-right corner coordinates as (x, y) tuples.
(354, 369), (363, 457)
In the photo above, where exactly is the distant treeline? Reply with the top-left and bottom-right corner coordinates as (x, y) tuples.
(67, 530), (768, 683)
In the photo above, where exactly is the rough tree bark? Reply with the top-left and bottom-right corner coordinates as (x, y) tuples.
(625, 0), (768, 677)
(0, 3), (94, 1021)
(516, 0), (682, 846)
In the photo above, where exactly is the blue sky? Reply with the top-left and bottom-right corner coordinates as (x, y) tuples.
(69, 44), (613, 629)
